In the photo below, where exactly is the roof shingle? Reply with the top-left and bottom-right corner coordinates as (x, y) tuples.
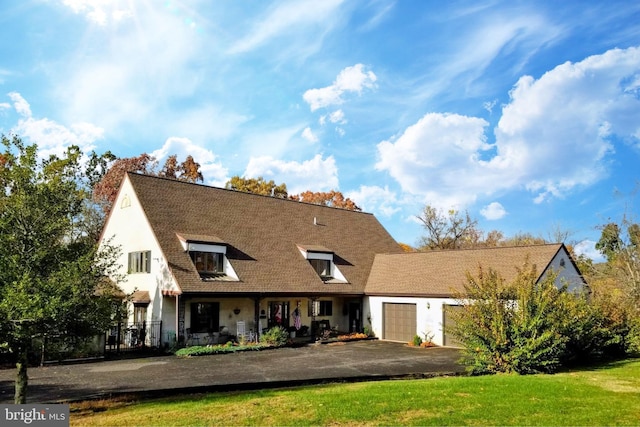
(366, 244), (565, 297)
(128, 173), (404, 295)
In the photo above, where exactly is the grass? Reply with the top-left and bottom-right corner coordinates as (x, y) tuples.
(70, 358), (640, 426)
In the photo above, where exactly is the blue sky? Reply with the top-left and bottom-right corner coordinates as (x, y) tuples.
(1, 1), (639, 260)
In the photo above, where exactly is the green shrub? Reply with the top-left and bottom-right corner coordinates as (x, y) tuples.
(450, 262), (569, 375)
(626, 316), (640, 355)
(451, 260), (637, 375)
(560, 292), (626, 365)
(259, 326), (289, 346)
(174, 343), (268, 357)
(411, 334), (423, 347)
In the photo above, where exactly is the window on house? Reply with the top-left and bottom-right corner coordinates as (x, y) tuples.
(133, 305), (147, 324)
(308, 300), (333, 317)
(128, 251), (151, 273)
(309, 259), (332, 279)
(189, 251), (224, 274)
(190, 302), (220, 333)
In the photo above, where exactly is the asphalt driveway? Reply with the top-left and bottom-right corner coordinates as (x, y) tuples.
(0, 340), (464, 403)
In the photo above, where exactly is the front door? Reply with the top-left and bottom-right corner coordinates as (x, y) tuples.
(268, 301), (290, 329)
(348, 302), (361, 332)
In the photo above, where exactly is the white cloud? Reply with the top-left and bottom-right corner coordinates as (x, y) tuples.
(301, 127), (318, 143)
(62, 0), (134, 25)
(574, 239), (605, 263)
(9, 92), (32, 117)
(480, 202), (507, 220)
(0, 102), (10, 111)
(483, 99), (498, 115)
(228, 0), (345, 54)
(376, 112), (491, 207)
(8, 92), (103, 158)
(303, 64), (377, 111)
(377, 46), (640, 209)
(492, 46), (640, 202)
(403, 12), (563, 109)
(328, 109), (346, 124)
(244, 154), (339, 194)
(346, 185), (401, 217)
(150, 137), (229, 188)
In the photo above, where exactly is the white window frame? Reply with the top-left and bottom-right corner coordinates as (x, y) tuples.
(180, 240), (238, 280)
(298, 247), (348, 283)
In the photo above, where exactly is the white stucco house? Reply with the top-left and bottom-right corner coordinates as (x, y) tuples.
(99, 173), (586, 348)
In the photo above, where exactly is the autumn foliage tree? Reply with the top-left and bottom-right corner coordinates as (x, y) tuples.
(93, 153), (204, 213)
(417, 205), (480, 250)
(225, 175), (361, 211)
(158, 154), (204, 183)
(288, 190), (361, 211)
(225, 176), (288, 198)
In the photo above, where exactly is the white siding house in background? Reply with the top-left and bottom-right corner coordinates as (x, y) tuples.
(99, 173), (586, 348)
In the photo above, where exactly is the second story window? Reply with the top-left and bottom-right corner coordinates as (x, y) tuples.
(297, 244), (348, 283)
(128, 251), (151, 273)
(189, 251), (224, 274)
(309, 259), (332, 279)
(176, 233), (239, 281)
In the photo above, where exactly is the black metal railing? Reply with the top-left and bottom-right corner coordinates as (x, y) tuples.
(105, 320), (162, 353)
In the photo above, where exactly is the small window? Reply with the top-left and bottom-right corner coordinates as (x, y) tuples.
(133, 305), (147, 324)
(308, 300), (333, 317)
(190, 251), (224, 274)
(309, 259), (332, 279)
(128, 251), (151, 273)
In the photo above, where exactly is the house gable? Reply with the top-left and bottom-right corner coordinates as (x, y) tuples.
(100, 174), (182, 299)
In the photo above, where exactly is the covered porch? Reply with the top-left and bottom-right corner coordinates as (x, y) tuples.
(162, 293), (366, 346)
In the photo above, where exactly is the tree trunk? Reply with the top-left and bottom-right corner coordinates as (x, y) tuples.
(14, 348), (28, 404)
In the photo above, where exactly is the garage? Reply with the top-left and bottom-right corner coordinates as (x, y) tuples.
(443, 304), (464, 347)
(383, 302), (416, 342)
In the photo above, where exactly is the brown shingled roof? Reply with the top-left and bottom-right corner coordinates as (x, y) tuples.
(127, 173), (404, 295)
(365, 244), (565, 297)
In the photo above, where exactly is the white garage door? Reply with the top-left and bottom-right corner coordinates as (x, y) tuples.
(383, 303), (416, 342)
(443, 304), (464, 347)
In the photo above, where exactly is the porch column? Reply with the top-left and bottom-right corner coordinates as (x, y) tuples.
(253, 296), (261, 340)
(175, 294), (179, 344)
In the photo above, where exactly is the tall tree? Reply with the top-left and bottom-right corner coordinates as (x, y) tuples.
(417, 205), (479, 250)
(225, 176), (288, 198)
(501, 232), (548, 247)
(289, 190), (362, 211)
(595, 223), (624, 262)
(159, 154), (204, 183)
(0, 135), (121, 403)
(596, 219), (640, 305)
(93, 153), (204, 214)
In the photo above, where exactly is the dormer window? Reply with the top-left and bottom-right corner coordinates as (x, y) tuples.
(310, 259), (332, 280)
(176, 233), (239, 281)
(297, 244), (348, 283)
(190, 251), (224, 274)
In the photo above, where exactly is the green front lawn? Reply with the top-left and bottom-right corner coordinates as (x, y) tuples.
(71, 358), (640, 426)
